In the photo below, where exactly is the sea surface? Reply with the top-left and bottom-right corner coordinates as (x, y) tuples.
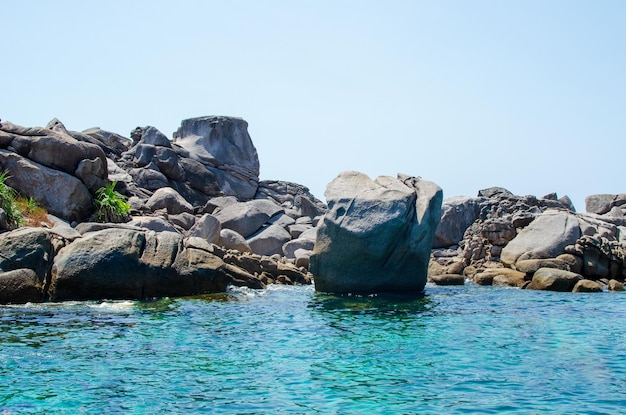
(1, 283), (625, 414)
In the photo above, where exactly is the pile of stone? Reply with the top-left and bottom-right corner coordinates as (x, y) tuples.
(429, 188), (626, 292)
(0, 116), (325, 303)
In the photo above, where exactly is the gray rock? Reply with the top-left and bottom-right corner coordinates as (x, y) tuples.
(83, 127), (131, 156)
(178, 158), (222, 196)
(294, 248), (311, 268)
(154, 147), (184, 181)
(433, 196), (482, 248)
(188, 214), (221, 244)
(501, 210), (580, 266)
(50, 228), (231, 301)
(255, 180), (327, 217)
(268, 212), (296, 228)
(138, 126), (171, 147)
(247, 224), (292, 256)
(0, 269), (43, 304)
(527, 268), (582, 291)
(0, 150), (92, 222)
(283, 237), (315, 259)
(0, 227), (54, 283)
(478, 187), (513, 198)
(213, 199), (283, 238)
(585, 194), (616, 215)
(174, 116), (260, 200)
(202, 196), (239, 214)
(129, 167), (168, 190)
(129, 216), (179, 233)
(46, 214), (83, 241)
(74, 222), (143, 235)
(310, 171), (443, 294)
(145, 187), (193, 214)
(2, 121), (107, 179)
(168, 212), (197, 230)
(219, 229), (251, 253)
(75, 157), (106, 192)
(288, 223), (311, 239)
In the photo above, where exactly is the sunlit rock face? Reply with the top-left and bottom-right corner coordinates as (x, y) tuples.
(174, 116), (260, 201)
(310, 171), (443, 295)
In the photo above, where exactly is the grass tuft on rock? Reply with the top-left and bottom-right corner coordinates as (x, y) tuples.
(94, 181), (131, 223)
(0, 170), (24, 229)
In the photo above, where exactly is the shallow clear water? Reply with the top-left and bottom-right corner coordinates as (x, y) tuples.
(1, 284), (625, 414)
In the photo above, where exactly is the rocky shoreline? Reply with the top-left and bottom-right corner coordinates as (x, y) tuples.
(0, 116), (624, 304)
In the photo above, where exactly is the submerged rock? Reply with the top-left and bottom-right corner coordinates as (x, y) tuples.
(310, 171), (442, 294)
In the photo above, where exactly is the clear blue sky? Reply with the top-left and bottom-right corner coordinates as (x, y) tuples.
(3, 1), (625, 211)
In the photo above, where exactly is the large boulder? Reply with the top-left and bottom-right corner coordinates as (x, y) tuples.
(0, 269), (44, 304)
(173, 116), (260, 200)
(527, 268), (582, 292)
(310, 171), (443, 294)
(0, 227), (54, 283)
(247, 224), (292, 256)
(188, 214), (221, 244)
(49, 228), (235, 301)
(0, 150), (93, 221)
(585, 194), (626, 215)
(500, 210), (580, 266)
(145, 187), (193, 214)
(212, 199), (283, 238)
(433, 196), (482, 248)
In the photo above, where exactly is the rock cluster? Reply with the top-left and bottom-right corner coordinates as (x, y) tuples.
(0, 225), (311, 303)
(0, 116), (325, 303)
(429, 188), (626, 293)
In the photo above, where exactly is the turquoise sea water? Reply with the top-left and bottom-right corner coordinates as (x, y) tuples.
(1, 284), (625, 414)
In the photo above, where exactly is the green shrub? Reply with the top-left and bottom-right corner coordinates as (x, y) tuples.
(0, 171), (23, 229)
(94, 181), (131, 223)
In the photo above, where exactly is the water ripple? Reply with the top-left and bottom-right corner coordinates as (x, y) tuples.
(0, 285), (625, 414)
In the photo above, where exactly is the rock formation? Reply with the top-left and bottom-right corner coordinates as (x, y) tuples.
(310, 171), (443, 294)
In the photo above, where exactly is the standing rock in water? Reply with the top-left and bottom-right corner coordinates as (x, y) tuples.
(310, 171), (443, 294)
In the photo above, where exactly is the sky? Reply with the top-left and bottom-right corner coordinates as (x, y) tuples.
(2, 1), (625, 212)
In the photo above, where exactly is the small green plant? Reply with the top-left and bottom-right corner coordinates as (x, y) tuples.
(0, 170), (23, 229)
(94, 181), (131, 223)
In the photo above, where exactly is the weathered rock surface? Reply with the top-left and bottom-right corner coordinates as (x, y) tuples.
(219, 229), (251, 253)
(585, 194), (626, 215)
(501, 210), (580, 266)
(212, 199), (283, 238)
(527, 268), (582, 292)
(173, 116), (260, 200)
(247, 224), (292, 257)
(145, 187), (193, 214)
(0, 150), (93, 221)
(49, 229), (233, 301)
(434, 196), (482, 248)
(0, 227), (54, 282)
(0, 269), (44, 304)
(188, 214), (221, 244)
(310, 171), (443, 294)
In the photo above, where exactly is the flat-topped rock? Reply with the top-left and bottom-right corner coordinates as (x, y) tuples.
(173, 116), (260, 200)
